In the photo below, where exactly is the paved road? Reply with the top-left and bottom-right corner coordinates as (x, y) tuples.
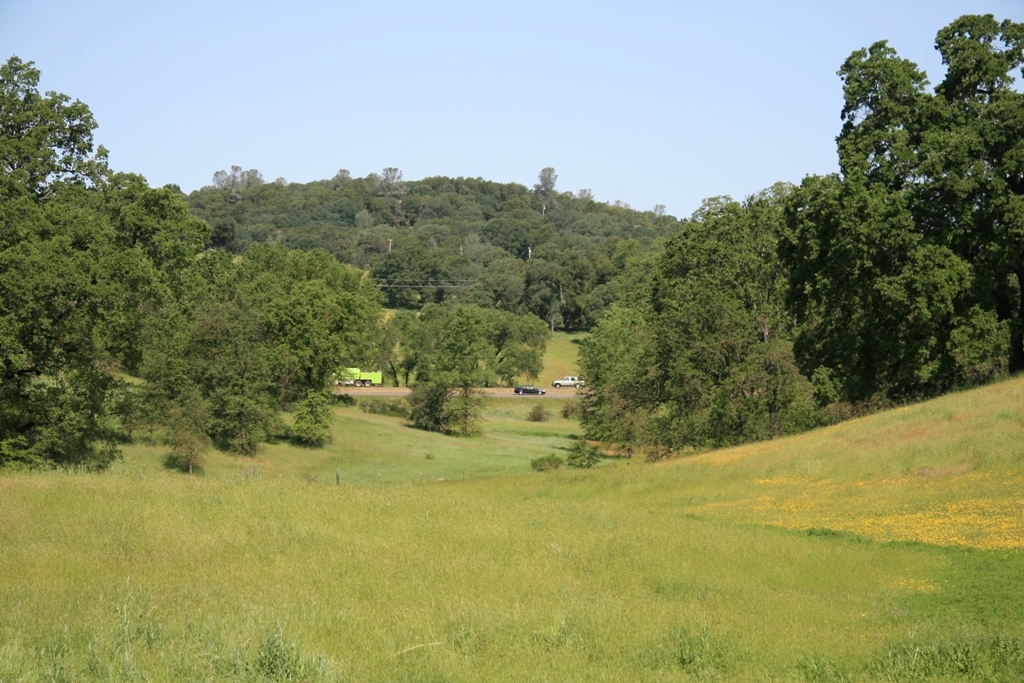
(332, 386), (579, 399)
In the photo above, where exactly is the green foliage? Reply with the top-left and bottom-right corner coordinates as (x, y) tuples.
(402, 304), (545, 436)
(560, 398), (581, 420)
(333, 392), (356, 406)
(781, 14), (1024, 403)
(0, 56), (386, 468)
(358, 397), (408, 418)
(565, 439), (601, 468)
(530, 454), (564, 471)
(526, 404), (549, 422)
(581, 188), (821, 454)
(442, 387), (483, 437)
(408, 382), (453, 433)
(403, 303), (547, 388)
(292, 391), (333, 448)
(0, 56), (107, 196)
(139, 245), (380, 455)
(408, 384), (482, 436)
(0, 56), (205, 469)
(163, 387), (210, 474)
(141, 291), (276, 455)
(186, 167), (685, 333)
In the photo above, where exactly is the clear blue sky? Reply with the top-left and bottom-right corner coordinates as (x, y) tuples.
(2, 1), (1021, 217)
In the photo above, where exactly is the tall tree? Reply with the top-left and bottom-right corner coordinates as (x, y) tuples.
(781, 14), (1024, 403)
(581, 189), (818, 454)
(0, 56), (208, 468)
(533, 167), (558, 216)
(0, 57), (107, 198)
(140, 245), (381, 453)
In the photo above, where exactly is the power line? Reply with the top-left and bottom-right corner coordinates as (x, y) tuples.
(372, 278), (477, 289)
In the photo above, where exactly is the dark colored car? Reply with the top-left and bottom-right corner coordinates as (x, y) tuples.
(514, 385), (546, 395)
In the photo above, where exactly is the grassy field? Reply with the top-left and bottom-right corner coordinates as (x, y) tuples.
(2, 380), (1024, 681)
(533, 331), (587, 388)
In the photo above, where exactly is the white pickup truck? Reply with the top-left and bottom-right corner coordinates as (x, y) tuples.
(552, 376), (585, 389)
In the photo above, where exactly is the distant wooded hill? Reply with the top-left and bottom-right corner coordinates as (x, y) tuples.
(186, 167), (685, 332)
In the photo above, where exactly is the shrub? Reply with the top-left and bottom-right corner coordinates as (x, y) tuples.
(292, 391), (333, 448)
(561, 399), (582, 419)
(334, 392), (356, 406)
(359, 398), (409, 418)
(531, 454), (564, 471)
(165, 430), (207, 475)
(566, 439), (601, 468)
(409, 383), (481, 436)
(408, 383), (451, 433)
(526, 404), (549, 422)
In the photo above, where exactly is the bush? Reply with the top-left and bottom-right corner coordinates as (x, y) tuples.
(334, 392), (356, 406)
(292, 391), (333, 448)
(359, 398), (409, 418)
(526, 404), (549, 422)
(408, 383), (451, 433)
(561, 399), (582, 420)
(531, 454), (564, 471)
(409, 383), (481, 436)
(165, 432), (207, 475)
(566, 439), (601, 468)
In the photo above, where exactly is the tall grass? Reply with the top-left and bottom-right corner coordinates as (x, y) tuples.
(1, 378), (1023, 680)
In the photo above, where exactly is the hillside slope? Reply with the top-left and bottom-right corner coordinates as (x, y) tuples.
(642, 376), (1024, 550)
(1, 380), (1023, 681)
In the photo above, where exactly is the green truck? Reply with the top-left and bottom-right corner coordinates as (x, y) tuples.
(332, 367), (383, 387)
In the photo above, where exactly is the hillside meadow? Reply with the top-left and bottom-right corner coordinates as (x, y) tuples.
(2, 382), (1024, 681)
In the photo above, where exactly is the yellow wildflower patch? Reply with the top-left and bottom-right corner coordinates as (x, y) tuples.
(692, 471), (1024, 551)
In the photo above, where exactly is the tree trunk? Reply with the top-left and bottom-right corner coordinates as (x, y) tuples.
(1012, 269), (1024, 373)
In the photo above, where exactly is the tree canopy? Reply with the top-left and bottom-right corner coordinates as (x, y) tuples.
(781, 14), (1024, 403)
(186, 166), (682, 333)
(4, 13), (1023, 467)
(0, 57), (382, 467)
(582, 13), (1024, 456)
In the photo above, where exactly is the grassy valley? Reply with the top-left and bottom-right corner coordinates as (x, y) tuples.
(2, 379), (1023, 681)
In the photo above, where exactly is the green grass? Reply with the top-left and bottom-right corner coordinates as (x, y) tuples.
(2, 380), (1024, 681)
(534, 331), (587, 387)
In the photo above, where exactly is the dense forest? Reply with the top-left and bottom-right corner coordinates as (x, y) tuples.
(186, 165), (684, 332)
(2, 13), (1022, 469)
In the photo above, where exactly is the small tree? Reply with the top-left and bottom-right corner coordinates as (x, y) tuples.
(408, 383), (451, 433)
(292, 391), (333, 447)
(441, 386), (482, 437)
(165, 390), (210, 474)
(566, 439), (601, 468)
(409, 306), (490, 436)
(526, 404), (549, 422)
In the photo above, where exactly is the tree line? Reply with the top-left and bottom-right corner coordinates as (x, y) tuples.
(2, 13), (1021, 468)
(0, 56), (548, 468)
(186, 165), (684, 333)
(580, 14), (1024, 457)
